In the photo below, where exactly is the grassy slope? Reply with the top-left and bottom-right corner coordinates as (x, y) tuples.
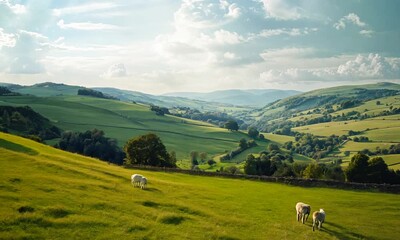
(1, 132), (400, 240)
(0, 95), (247, 163)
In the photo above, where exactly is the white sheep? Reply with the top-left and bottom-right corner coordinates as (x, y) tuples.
(131, 174), (143, 188)
(312, 209), (325, 231)
(296, 202), (311, 224)
(140, 177), (147, 189)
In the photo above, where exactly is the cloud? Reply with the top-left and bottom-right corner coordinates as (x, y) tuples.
(333, 13), (366, 30)
(0, 28), (16, 49)
(260, 0), (305, 20)
(223, 51), (239, 60)
(250, 27), (318, 40)
(53, 2), (119, 16)
(225, 3), (241, 19)
(260, 47), (315, 60)
(214, 29), (244, 44)
(260, 53), (400, 83)
(359, 29), (374, 37)
(101, 63), (127, 78)
(57, 19), (119, 31)
(0, 0), (26, 15)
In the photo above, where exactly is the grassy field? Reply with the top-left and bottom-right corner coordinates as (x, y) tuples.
(0, 95), (249, 163)
(293, 117), (400, 142)
(1, 132), (400, 239)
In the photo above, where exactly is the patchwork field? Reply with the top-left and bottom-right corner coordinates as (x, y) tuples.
(1, 132), (399, 239)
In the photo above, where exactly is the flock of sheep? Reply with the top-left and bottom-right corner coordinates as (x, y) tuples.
(130, 174), (326, 232)
(296, 202), (326, 231)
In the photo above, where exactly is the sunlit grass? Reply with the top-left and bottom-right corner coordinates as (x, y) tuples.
(1, 132), (400, 239)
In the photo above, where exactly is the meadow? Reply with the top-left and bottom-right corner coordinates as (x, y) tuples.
(0, 95), (248, 162)
(1, 132), (399, 239)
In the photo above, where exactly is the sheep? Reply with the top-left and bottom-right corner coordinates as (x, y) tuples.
(140, 177), (147, 189)
(312, 209), (326, 231)
(131, 174), (143, 188)
(296, 202), (311, 224)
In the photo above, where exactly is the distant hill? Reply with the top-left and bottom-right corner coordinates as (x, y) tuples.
(3, 82), (84, 97)
(163, 89), (301, 107)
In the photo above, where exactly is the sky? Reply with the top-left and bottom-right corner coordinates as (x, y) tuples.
(0, 0), (399, 94)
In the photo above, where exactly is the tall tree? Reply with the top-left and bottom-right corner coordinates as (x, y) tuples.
(124, 133), (176, 167)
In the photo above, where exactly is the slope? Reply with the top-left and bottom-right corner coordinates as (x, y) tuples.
(1, 132), (399, 240)
(0, 95), (247, 162)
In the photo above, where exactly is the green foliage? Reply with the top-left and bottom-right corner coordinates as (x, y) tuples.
(345, 153), (399, 184)
(56, 129), (125, 165)
(302, 162), (323, 179)
(248, 127), (259, 139)
(124, 133), (176, 167)
(77, 88), (118, 100)
(0, 106), (61, 140)
(224, 120), (239, 131)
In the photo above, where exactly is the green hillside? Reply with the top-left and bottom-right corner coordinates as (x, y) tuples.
(1, 132), (399, 239)
(0, 95), (254, 164)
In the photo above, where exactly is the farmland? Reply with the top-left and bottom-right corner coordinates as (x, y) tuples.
(1, 132), (399, 239)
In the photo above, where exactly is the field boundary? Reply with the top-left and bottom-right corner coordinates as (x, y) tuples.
(126, 164), (400, 194)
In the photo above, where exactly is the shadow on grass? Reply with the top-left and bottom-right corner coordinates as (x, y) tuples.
(321, 222), (372, 240)
(159, 215), (186, 225)
(141, 200), (207, 217)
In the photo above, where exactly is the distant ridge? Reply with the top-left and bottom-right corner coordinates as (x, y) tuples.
(163, 89), (301, 107)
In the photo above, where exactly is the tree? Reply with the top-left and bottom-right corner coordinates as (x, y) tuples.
(239, 138), (248, 150)
(303, 162), (323, 179)
(259, 134), (265, 140)
(190, 151), (199, 169)
(124, 133), (176, 167)
(268, 143), (280, 152)
(199, 152), (208, 163)
(367, 157), (389, 184)
(207, 159), (216, 166)
(224, 120), (239, 131)
(248, 127), (259, 139)
(345, 153), (369, 182)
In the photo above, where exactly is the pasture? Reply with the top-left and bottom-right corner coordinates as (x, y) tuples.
(1, 132), (399, 239)
(0, 95), (249, 162)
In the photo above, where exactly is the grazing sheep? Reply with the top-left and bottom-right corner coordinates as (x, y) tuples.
(312, 209), (326, 231)
(140, 177), (147, 189)
(131, 174), (143, 188)
(296, 202), (311, 224)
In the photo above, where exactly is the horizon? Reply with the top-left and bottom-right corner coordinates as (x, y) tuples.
(1, 0), (399, 94)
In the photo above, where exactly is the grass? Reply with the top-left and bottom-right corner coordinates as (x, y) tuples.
(1, 132), (400, 239)
(0, 95), (249, 163)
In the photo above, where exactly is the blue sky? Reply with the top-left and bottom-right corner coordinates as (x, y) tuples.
(0, 0), (399, 94)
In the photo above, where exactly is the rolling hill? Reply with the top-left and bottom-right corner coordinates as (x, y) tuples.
(1, 132), (399, 239)
(0, 94), (252, 164)
(163, 89), (301, 107)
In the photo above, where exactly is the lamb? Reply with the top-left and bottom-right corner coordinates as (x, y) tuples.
(140, 177), (147, 189)
(131, 174), (143, 188)
(295, 202), (311, 224)
(312, 209), (326, 231)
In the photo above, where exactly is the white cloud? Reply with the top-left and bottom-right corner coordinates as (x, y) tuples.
(0, 0), (26, 14)
(53, 2), (119, 16)
(359, 29), (374, 37)
(260, 53), (400, 83)
(260, 0), (305, 20)
(19, 30), (48, 41)
(223, 51), (238, 60)
(57, 19), (119, 31)
(251, 27), (317, 40)
(333, 13), (366, 30)
(0, 28), (16, 49)
(101, 63), (127, 78)
(225, 3), (241, 19)
(260, 47), (315, 60)
(214, 29), (243, 44)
